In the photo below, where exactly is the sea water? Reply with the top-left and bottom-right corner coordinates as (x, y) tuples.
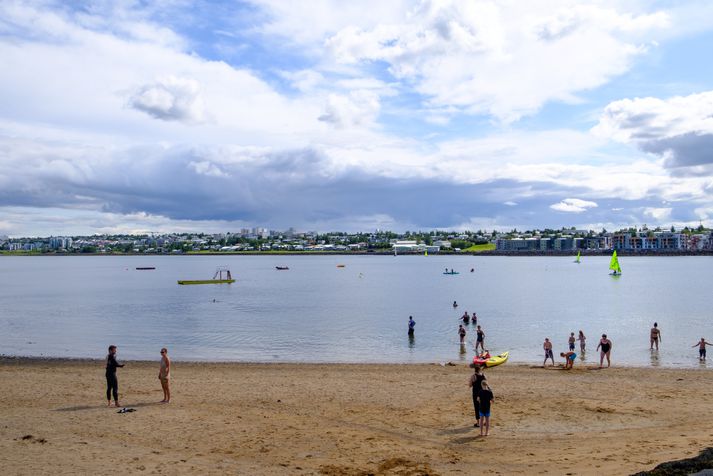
(0, 255), (711, 367)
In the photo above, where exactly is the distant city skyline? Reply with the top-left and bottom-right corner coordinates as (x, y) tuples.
(2, 1), (713, 236)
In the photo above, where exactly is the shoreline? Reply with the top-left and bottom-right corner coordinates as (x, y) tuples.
(3, 250), (713, 256)
(3, 358), (713, 474)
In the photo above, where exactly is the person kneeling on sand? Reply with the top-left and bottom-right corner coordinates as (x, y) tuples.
(478, 381), (494, 437)
(159, 348), (171, 403)
(560, 351), (576, 369)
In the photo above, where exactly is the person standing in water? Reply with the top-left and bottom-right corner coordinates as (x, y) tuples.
(458, 325), (467, 344)
(475, 325), (485, 353)
(577, 330), (586, 353)
(568, 332), (576, 351)
(650, 323), (662, 350)
(597, 334), (613, 368)
(543, 338), (554, 367)
(468, 365), (487, 427)
(408, 316), (416, 336)
(693, 338), (712, 361)
(105, 345), (124, 407)
(159, 348), (171, 403)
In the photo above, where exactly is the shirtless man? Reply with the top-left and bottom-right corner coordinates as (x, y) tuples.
(650, 323), (661, 350)
(543, 338), (554, 367)
(693, 338), (712, 361)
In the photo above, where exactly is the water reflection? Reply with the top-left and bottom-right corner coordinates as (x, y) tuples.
(459, 343), (466, 361)
(408, 333), (415, 349)
(650, 349), (660, 367)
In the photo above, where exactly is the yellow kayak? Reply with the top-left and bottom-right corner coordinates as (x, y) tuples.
(484, 351), (509, 368)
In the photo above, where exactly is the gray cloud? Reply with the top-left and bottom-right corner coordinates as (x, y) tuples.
(640, 132), (713, 168)
(128, 76), (205, 122)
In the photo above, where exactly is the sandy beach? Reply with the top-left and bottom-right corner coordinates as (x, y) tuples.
(1, 358), (712, 475)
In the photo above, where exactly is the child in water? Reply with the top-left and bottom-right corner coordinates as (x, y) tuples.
(692, 338), (712, 360)
(568, 332), (576, 351)
(458, 325), (467, 344)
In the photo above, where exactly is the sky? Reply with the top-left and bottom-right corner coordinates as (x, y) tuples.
(2, 0), (713, 237)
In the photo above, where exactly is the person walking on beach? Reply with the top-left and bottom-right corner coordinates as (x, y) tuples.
(159, 348), (171, 403)
(475, 325), (485, 353)
(577, 330), (586, 353)
(650, 323), (661, 350)
(458, 325), (467, 344)
(568, 332), (576, 352)
(560, 351), (576, 369)
(692, 338), (712, 361)
(408, 316), (416, 336)
(105, 345), (124, 407)
(478, 381), (494, 437)
(543, 338), (554, 367)
(597, 334), (613, 368)
(469, 365), (487, 427)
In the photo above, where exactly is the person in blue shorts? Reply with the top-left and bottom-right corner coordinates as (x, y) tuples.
(560, 351), (576, 369)
(478, 381), (494, 436)
(568, 332), (576, 351)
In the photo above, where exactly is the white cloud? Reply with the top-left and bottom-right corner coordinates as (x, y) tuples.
(318, 90), (381, 128)
(322, 1), (669, 122)
(593, 91), (713, 168)
(643, 207), (672, 220)
(129, 76), (205, 122)
(550, 198), (598, 213)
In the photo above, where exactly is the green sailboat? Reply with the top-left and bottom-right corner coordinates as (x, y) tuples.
(609, 250), (622, 276)
(574, 251), (581, 263)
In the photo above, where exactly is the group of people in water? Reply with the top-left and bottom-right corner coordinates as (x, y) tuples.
(104, 345), (170, 407)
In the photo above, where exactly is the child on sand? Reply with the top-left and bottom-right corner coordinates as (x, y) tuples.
(568, 332), (576, 351)
(468, 365), (487, 427)
(105, 345), (124, 407)
(478, 381), (494, 436)
(560, 351), (576, 369)
(692, 338), (712, 361)
(543, 338), (554, 366)
(597, 334), (613, 368)
(577, 330), (586, 352)
(159, 348), (171, 403)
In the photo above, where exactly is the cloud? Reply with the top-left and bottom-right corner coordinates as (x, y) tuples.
(550, 198), (598, 213)
(128, 76), (205, 123)
(643, 207), (672, 221)
(322, 1), (669, 122)
(318, 90), (381, 128)
(593, 91), (713, 168)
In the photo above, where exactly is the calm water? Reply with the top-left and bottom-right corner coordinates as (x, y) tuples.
(0, 255), (711, 367)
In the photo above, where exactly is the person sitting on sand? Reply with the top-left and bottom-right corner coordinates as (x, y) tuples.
(458, 325), (467, 344)
(478, 381), (494, 437)
(692, 338), (712, 361)
(105, 345), (124, 407)
(475, 325), (485, 353)
(560, 351), (576, 369)
(597, 334), (613, 368)
(408, 316), (415, 336)
(159, 348), (171, 403)
(468, 365), (487, 427)
(543, 338), (554, 367)
(577, 330), (586, 353)
(568, 332), (576, 352)
(650, 323), (661, 350)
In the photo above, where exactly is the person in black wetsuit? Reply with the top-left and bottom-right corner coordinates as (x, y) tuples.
(468, 365), (487, 427)
(106, 345), (124, 407)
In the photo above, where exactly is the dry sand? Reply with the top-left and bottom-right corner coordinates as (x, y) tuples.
(1, 358), (713, 475)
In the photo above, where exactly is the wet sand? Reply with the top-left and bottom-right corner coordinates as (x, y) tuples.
(1, 358), (713, 475)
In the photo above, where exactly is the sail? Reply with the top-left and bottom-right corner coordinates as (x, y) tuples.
(424, 249), (428, 257)
(609, 250), (622, 274)
(575, 251), (581, 263)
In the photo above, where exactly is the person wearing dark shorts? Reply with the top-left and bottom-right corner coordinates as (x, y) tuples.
(469, 366), (486, 427)
(105, 345), (124, 407)
(693, 338), (711, 361)
(478, 381), (494, 436)
(568, 332), (576, 351)
(543, 337), (554, 366)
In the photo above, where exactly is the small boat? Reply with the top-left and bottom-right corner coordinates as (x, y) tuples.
(473, 351), (509, 368)
(443, 271), (459, 275)
(178, 266), (235, 285)
(336, 264), (345, 268)
(609, 250), (622, 276)
(136, 267), (155, 270)
(275, 266), (289, 270)
(574, 251), (581, 264)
